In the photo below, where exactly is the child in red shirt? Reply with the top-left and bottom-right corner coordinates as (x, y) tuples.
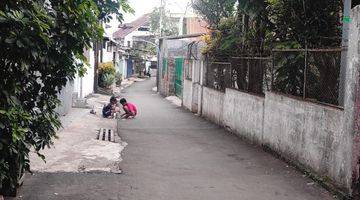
(119, 98), (137, 119)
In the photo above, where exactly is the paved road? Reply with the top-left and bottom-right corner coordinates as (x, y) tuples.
(14, 78), (335, 200)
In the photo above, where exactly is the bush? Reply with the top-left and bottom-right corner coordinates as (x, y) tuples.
(115, 72), (123, 86)
(0, 1), (101, 195)
(99, 62), (116, 75)
(98, 62), (116, 88)
(101, 73), (115, 88)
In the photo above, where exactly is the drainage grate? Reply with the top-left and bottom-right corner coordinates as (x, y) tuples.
(97, 128), (115, 142)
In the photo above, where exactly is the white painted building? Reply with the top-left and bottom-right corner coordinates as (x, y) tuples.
(101, 31), (117, 63)
(73, 37), (117, 100)
(73, 48), (95, 99)
(113, 14), (153, 79)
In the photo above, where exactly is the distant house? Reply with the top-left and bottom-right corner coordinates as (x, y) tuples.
(101, 32), (118, 64)
(167, 12), (208, 35)
(113, 14), (153, 78)
(183, 17), (208, 35)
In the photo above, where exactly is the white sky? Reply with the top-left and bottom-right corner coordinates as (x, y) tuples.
(124, 0), (192, 22)
(107, 0), (193, 35)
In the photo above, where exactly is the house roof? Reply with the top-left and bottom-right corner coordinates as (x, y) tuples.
(113, 14), (150, 39)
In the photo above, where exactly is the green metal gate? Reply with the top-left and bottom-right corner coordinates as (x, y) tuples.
(175, 58), (184, 98)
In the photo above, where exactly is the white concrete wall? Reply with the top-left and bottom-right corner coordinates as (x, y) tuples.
(183, 79), (193, 111)
(102, 44), (114, 63)
(118, 55), (128, 79)
(202, 87), (225, 125)
(56, 81), (74, 116)
(263, 92), (348, 187)
(192, 83), (200, 113)
(116, 59), (124, 73)
(223, 89), (265, 143)
(185, 85), (349, 191)
(74, 49), (94, 98)
(182, 81), (201, 113)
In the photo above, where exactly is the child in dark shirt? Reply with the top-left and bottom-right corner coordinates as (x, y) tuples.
(102, 96), (120, 118)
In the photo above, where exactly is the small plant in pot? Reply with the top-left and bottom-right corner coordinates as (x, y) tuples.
(115, 72), (123, 86)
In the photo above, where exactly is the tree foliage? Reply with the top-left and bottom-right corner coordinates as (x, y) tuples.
(192, 0), (236, 27)
(95, 0), (134, 22)
(194, 0), (344, 57)
(0, 0), (130, 195)
(150, 7), (179, 36)
(194, 0), (345, 104)
(268, 0), (342, 48)
(129, 47), (147, 76)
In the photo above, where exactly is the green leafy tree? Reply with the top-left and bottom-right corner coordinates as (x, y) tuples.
(237, 0), (265, 17)
(0, 0), (130, 196)
(268, 0), (342, 48)
(150, 7), (179, 36)
(195, 0), (344, 55)
(129, 47), (147, 76)
(192, 0), (236, 27)
(95, 0), (134, 23)
(268, 0), (343, 103)
(196, 0), (346, 104)
(194, 0), (268, 57)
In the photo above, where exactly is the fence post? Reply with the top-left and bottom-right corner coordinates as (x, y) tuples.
(303, 49), (308, 99)
(345, 5), (360, 197)
(204, 56), (208, 87)
(271, 52), (275, 91)
(339, 0), (352, 106)
(230, 60), (233, 88)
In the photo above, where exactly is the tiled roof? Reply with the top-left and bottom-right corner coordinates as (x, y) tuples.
(113, 14), (150, 39)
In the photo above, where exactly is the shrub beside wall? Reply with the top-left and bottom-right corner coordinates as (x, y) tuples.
(98, 62), (116, 88)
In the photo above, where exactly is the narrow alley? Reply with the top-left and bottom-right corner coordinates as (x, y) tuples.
(15, 78), (336, 200)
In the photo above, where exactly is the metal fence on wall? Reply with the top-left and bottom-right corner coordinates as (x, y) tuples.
(205, 61), (231, 92)
(271, 49), (341, 106)
(205, 49), (342, 106)
(205, 57), (271, 96)
(229, 57), (272, 95)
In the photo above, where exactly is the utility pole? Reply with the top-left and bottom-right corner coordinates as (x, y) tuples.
(179, 2), (191, 35)
(93, 38), (100, 93)
(93, 21), (104, 93)
(157, 0), (165, 90)
(159, 0), (165, 37)
(339, 0), (352, 106)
